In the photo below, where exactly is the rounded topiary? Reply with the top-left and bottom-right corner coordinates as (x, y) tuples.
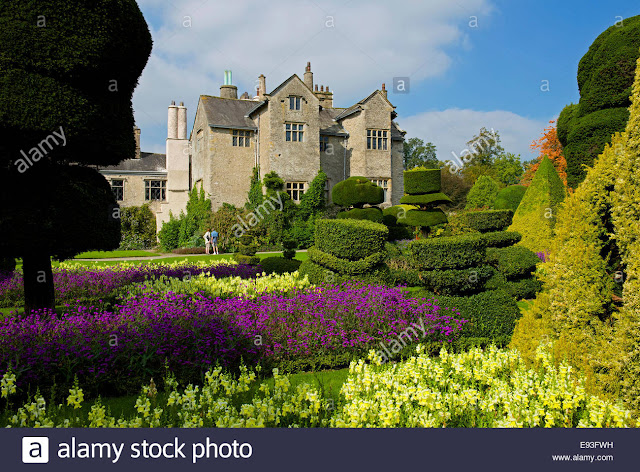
(315, 219), (388, 261)
(465, 175), (500, 210)
(402, 209), (448, 228)
(282, 238), (297, 260)
(259, 256), (302, 275)
(404, 169), (442, 194)
(494, 185), (527, 211)
(448, 210), (514, 233)
(409, 234), (487, 270)
(337, 207), (383, 223)
(332, 177), (384, 208)
(399, 193), (452, 206)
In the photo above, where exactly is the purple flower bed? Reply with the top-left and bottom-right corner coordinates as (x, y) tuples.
(0, 283), (464, 398)
(0, 262), (261, 308)
(535, 251), (550, 263)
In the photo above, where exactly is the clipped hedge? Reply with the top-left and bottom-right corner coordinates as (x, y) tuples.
(486, 246), (539, 279)
(404, 169), (442, 194)
(435, 289), (521, 341)
(234, 254), (260, 265)
(480, 231), (522, 248)
(399, 193), (452, 206)
(403, 209), (448, 228)
(485, 270), (542, 300)
(315, 219), (387, 261)
(308, 247), (386, 275)
(259, 257), (302, 275)
(382, 205), (417, 225)
(494, 185), (527, 211)
(449, 210), (514, 233)
(298, 259), (390, 285)
(332, 176), (384, 207)
(409, 234), (487, 270)
(337, 207), (383, 223)
(418, 265), (494, 296)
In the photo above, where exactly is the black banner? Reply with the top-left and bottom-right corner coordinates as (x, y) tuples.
(2, 428), (635, 471)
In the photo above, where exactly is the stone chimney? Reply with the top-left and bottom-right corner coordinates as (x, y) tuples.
(220, 70), (238, 99)
(381, 83), (387, 99)
(177, 102), (187, 139)
(167, 100), (178, 139)
(258, 74), (266, 99)
(304, 61), (313, 91)
(133, 126), (141, 159)
(315, 85), (333, 108)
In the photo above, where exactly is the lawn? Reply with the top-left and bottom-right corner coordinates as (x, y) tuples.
(74, 250), (159, 259)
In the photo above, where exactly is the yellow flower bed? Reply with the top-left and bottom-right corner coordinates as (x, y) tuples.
(1, 344), (633, 428)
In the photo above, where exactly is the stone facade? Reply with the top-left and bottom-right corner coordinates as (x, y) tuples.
(98, 63), (406, 232)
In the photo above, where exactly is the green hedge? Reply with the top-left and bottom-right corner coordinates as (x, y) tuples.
(298, 259), (390, 285)
(389, 268), (422, 287)
(332, 177), (384, 207)
(409, 234), (486, 270)
(387, 226), (413, 241)
(404, 169), (442, 194)
(315, 218), (387, 261)
(418, 265), (494, 296)
(431, 289), (521, 340)
(337, 207), (383, 223)
(449, 210), (513, 233)
(259, 257), (302, 275)
(484, 270), (541, 300)
(403, 209), (448, 227)
(308, 247), (387, 275)
(486, 246), (539, 279)
(399, 193), (452, 206)
(382, 205), (417, 225)
(494, 185), (527, 211)
(234, 254), (260, 265)
(480, 231), (522, 248)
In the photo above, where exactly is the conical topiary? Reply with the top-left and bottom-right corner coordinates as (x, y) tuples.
(507, 156), (565, 252)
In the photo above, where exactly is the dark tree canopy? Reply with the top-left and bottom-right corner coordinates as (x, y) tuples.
(0, 0), (153, 167)
(557, 15), (640, 187)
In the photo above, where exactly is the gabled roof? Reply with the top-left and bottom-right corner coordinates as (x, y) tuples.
(99, 152), (167, 174)
(335, 90), (396, 121)
(320, 108), (348, 136)
(200, 95), (258, 130)
(267, 73), (315, 97)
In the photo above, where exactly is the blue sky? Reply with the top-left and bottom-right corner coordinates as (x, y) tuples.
(133, 0), (640, 164)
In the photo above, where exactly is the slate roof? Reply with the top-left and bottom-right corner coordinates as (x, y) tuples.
(319, 108), (348, 136)
(99, 152), (167, 173)
(391, 121), (406, 140)
(201, 95), (258, 130)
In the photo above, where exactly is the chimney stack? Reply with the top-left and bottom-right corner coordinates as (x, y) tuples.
(304, 61), (313, 91)
(168, 101), (178, 139)
(381, 83), (387, 99)
(220, 70), (238, 99)
(177, 102), (187, 139)
(258, 74), (266, 99)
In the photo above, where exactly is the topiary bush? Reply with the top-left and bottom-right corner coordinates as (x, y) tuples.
(465, 175), (500, 209)
(480, 231), (522, 248)
(486, 246), (539, 279)
(417, 265), (494, 296)
(404, 169), (441, 194)
(315, 219), (387, 261)
(282, 238), (297, 260)
(259, 257), (302, 275)
(119, 204), (157, 250)
(494, 185), (527, 211)
(508, 156), (565, 253)
(409, 234), (487, 270)
(448, 209), (513, 233)
(332, 176), (384, 208)
(301, 218), (390, 285)
(337, 207), (383, 223)
(557, 15), (640, 187)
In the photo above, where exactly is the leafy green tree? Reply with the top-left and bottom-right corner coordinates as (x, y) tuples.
(463, 127), (505, 167)
(178, 186), (212, 247)
(297, 170), (327, 220)
(403, 137), (438, 170)
(493, 152), (525, 186)
(0, 0), (152, 311)
(465, 175), (500, 209)
(119, 204), (156, 249)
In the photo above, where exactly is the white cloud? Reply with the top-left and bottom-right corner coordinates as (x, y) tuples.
(399, 108), (549, 164)
(132, 0), (494, 151)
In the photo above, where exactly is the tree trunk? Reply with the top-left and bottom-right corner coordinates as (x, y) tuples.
(22, 253), (55, 314)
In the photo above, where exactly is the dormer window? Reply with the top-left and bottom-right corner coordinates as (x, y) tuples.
(289, 96), (302, 111)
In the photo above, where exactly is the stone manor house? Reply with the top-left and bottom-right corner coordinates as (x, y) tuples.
(98, 63), (406, 230)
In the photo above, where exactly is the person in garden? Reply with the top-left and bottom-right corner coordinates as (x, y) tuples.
(211, 229), (219, 255)
(203, 229), (211, 255)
